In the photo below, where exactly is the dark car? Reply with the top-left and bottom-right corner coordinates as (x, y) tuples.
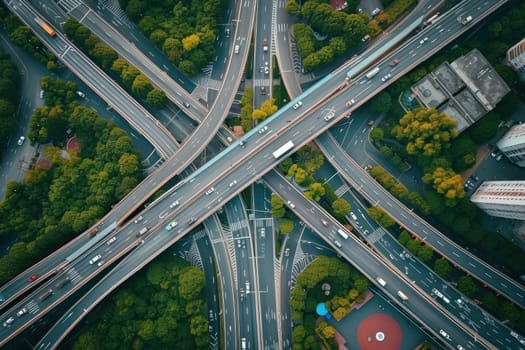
(187, 217), (196, 225)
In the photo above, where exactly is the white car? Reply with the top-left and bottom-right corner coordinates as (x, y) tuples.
(419, 37), (429, 45)
(39, 90), (44, 99)
(17, 136), (25, 146)
(133, 215), (143, 223)
(286, 200), (295, 209)
(3, 317), (14, 327)
(345, 99), (355, 107)
(165, 220), (178, 231)
(292, 101), (302, 110)
(258, 126), (268, 134)
(205, 187), (215, 195)
(76, 91), (85, 98)
(106, 236), (117, 245)
(264, 66), (269, 75)
(16, 308), (27, 317)
(169, 200), (179, 208)
(229, 180), (238, 187)
(439, 329), (451, 340)
(381, 73), (392, 82)
(89, 254), (102, 265)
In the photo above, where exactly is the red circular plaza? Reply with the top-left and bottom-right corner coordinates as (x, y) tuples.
(356, 313), (402, 350)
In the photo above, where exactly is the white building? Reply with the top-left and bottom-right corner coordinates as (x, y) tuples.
(470, 181), (525, 220)
(507, 38), (525, 73)
(497, 123), (525, 167)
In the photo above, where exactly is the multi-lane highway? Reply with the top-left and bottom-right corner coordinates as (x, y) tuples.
(264, 170), (492, 350)
(2, 0), (524, 348)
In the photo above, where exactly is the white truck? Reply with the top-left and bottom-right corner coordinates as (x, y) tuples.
(461, 16), (472, 25)
(365, 67), (380, 79)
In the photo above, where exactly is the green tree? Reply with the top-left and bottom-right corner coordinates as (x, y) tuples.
(366, 206), (395, 227)
(271, 194), (286, 218)
(146, 88), (167, 109)
(332, 198), (351, 218)
(131, 74), (153, 98)
(434, 259), (452, 277)
(178, 267), (205, 300)
(305, 182), (325, 202)
(370, 127), (385, 142)
(392, 107), (457, 158)
(457, 275), (478, 297)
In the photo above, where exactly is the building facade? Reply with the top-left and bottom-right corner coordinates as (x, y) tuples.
(497, 123), (525, 167)
(470, 180), (525, 220)
(507, 38), (525, 73)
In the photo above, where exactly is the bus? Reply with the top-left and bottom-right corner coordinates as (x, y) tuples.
(337, 229), (349, 240)
(272, 140), (294, 159)
(397, 290), (409, 301)
(34, 17), (56, 37)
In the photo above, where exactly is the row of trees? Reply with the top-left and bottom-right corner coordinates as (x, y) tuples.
(288, 1), (369, 72)
(119, 0), (224, 76)
(73, 255), (209, 349)
(0, 5), (60, 71)
(291, 256), (368, 349)
(63, 19), (167, 109)
(287, 0), (416, 72)
(0, 78), (144, 285)
(0, 50), (20, 159)
(370, 165), (431, 214)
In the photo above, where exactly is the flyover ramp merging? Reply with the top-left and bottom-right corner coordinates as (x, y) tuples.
(7, 0), (179, 158)
(316, 131), (525, 309)
(321, 159), (525, 350)
(0, 0), (254, 307)
(264, 169), (491, 350)
(64, 2), (207, 123)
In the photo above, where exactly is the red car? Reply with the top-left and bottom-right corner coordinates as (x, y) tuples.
(321, 219), (330, 227)
(389, 58), (400, 67)
(28, 274), (38, 282)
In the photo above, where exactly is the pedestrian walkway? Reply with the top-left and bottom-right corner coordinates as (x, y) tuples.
(56, 0), (82, 13)
(99, 0), (129, 21)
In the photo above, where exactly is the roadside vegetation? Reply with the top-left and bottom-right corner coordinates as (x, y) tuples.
(397, 228), (525, 334)
(0, 50), (20, 159)
(286, 0), (417, 72)
(365, 0), (525, 277)
(72, 254), (209, 350)
(290, 256), (369, 349)
(0, 78), (144, 285)
(118, 0), (226, 76)
(62, 19), (168, 110)
(271, 145), (352, 236)
(0, 5), (60, 71)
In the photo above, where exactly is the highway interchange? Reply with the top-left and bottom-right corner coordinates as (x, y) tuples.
(1, 0), (525, 349)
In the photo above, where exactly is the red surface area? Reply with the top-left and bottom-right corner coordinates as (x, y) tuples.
(357, 313), (402, 350)
(66, 136), (79, 151)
